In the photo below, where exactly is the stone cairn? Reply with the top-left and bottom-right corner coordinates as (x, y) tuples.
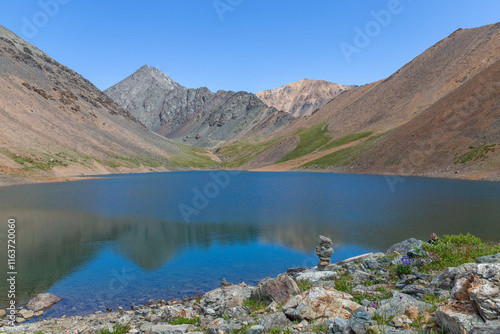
(316, 235), (334, 271)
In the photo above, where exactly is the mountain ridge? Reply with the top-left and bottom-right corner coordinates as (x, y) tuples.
(105, 66), (295, 147)
(256, 79), (356, 117)
(0, 25), (216, 184)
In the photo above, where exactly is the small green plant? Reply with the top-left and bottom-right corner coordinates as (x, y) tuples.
(169, 317), (200, 325)
(312, 323), (328, 333)
(372, 312), (390, 326)
(455, 144), (496, 164)
(422, 233), (500, 271)
(334, 273), (353, 293)
(96, 323), (131, 334)
(296, 279), (313, 292)
(394, 255), (413, 275)
(268, 327), (283, 334)
(278, 121), (332, 163)
(243, 297), (269, 312)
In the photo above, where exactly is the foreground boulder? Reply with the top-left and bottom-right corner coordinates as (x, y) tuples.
(282, 287), (359, 321)
(253, 274), (300, 304)
(435, 301), (500, 334)
(200, 283), (254, 316)
(434, 263), (500, 333)
(26, 293), (63, 312)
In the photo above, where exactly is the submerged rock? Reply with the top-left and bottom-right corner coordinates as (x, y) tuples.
(26, 293), (63, 312)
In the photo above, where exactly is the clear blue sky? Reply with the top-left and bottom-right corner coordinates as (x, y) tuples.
(1, 0), (499, 93)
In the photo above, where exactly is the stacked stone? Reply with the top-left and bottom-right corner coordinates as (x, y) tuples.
(316, 235), (334, 271)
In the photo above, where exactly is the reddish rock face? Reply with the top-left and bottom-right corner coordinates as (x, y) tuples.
(282, 287), (360, 321)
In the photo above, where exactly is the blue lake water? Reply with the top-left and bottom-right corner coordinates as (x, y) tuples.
(0, 171), (499, 317)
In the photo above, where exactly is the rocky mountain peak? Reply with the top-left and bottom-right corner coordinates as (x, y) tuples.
(127, 65), (181, 91)
(256, 79), (356, 117)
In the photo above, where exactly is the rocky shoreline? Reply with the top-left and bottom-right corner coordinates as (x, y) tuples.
(1, 235), (499, 334)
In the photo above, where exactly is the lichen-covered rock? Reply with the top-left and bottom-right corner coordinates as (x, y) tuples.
(259, 312), (290, 331)
(161, 305), (197, 320)
(150, 324), (191, 334)
(375, 292), (431, 318)
(387, 239), (423, 255)
(467, 264), (500, 320)
(200, 283), (255, 316)
(435, 301), (495, 334)
(282, 287), (359, 321)
(429, 263), (478, 290)
(253, 274), (300, 304)
(295, 268), (338, 282)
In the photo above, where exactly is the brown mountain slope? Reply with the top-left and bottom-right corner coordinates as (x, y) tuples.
(256, 79), (355, 117)
(0, 25), (214, 184)
(345, 57), (500, 180)
(222, 23), (500, 180)
(272, 23), (500, 140)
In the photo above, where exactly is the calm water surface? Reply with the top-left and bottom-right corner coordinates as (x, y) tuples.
(0, 171), (499, 317)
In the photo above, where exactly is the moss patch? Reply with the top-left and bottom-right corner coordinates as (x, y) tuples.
(277, 122), (331, 163)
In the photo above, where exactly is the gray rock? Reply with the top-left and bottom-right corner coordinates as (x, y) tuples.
(200, 283), (255, 316)
(426, 287), (451, 300)
(331, 317), (348, 333)
(295, 268), (338, 282)
(26, 293), (63, 312)
(400, 284), (426, 298)
(363, 259), (379, 270)
(351, 270), (373, 285)
(287, 267), (308, 277)
(348, 312), (372, 334)
(18, 309), (34, 320)
(259, 312), (290, 331)
(387, 239), (423, 255)
(151, 324), (191, 334)
(248, 325), (265, 334)
(344, 263), (359, 275)
(253, 274), (300, 304)
(429, 263), (478, 290)
(207, 324), (235, 334)
(312, 280), (338, 289)
(476, 253), (500, 264)
(375, 292), (431, 318)
(283, 287), (359, 321)
(467, 263), (500, 320)
(340, 253), (385, 265)
(435, 301), (500, 334)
